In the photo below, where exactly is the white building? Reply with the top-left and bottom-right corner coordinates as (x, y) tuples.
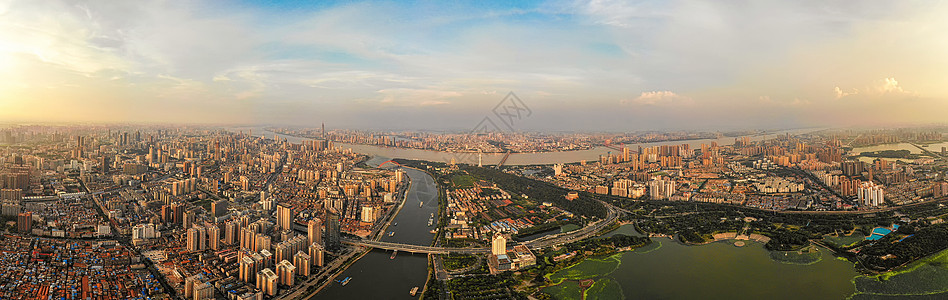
(132, 223), (159, 240)
(858, 182), (885, 207)
(492, 233), (507, 256)
(648, 177), (676, 200)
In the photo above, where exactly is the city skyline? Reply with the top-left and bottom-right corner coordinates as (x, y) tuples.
(1, 0), (947, 130)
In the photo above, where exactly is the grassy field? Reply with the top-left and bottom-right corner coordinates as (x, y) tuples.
(450, 174), (476, 188)
(560, 224), (581, 233)
(442, 254), (478, 271)
(823, 233), (866, 248)
(548, 254), (622, 284)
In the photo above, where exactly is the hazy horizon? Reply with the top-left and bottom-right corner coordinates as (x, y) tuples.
(1, 0), (946, 130)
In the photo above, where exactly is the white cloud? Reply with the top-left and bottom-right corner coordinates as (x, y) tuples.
(624, 91), (692, 106)
(834, 77), (918, 100)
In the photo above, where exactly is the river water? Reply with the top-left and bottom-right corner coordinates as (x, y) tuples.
(232, 127), (874, 299)
(312, 159), (439, 299)
(235, 126), (820, 166)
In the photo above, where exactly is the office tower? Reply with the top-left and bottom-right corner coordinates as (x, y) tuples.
(326, 210), (341, 250)
(99, 155), (109, 174)
(309, 243), (325, 267)
(294, 251), (311, 276)
(207, 225), (220, 250)
(276, 260), (296, 286)
(492, 232), (507, 255)
(277, 204), (294, 231)
(17, 211), (31, 234)
(257, 268), (278, 296)
(307, 218), (322, 246)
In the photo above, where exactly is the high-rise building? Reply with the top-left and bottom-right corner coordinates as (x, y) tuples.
(360, 205), (379, 223)
(186, 226), (206, 252)
(254, 233), (271, 253)
(277, 204), (294, 232)
(207, 225), (220, 250)
(224, 220), (238, 245)
(276, 260), (296, 286)
(309, 242), (325, 267)
(193, 281), (214, 300)
(132, 223), (158, 240)
(294, 251), (311, 276)
(17, 211), (31, 234)
(212, 200), (229, 217)
(239, 256), (256, 283)
(307, 218), (322, 247)
(183, 210), (195, 229)
(256, 268), (278, 296)
(648, 177), (676, 200)
(492, 232), (507, 256)
(858, 182), (885, 207)
(326, 210), (341, 250)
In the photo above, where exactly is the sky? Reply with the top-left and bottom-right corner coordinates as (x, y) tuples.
(0, 0), (946, 131)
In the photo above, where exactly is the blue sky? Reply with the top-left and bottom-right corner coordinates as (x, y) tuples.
(0, 0), (946, 130)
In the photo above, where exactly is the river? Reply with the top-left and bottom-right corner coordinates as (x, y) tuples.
(233, 126), (821, 166)
(312, 157), (439, 299)
(229, 126), (882, 299)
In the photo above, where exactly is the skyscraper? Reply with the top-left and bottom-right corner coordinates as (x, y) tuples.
(326, 210), (341, 250)
(277, 204), (294, 232)
(186, 226), (206, 252)
(256, 268), (278, 296)
(307, 218), (322, 246)
(276, 259), (296, 286)
(207, 225), (220, 250)
(212, 200), (229, 217)
(17, 211), (31, 234)
(309, 242), (325, 267)
(293, 251), (311, 276)
(239, 256), (255, 283)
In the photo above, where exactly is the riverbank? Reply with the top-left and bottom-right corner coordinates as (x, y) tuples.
(303, 162), (414, 297)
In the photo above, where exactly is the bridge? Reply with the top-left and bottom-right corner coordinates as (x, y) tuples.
(497, 150), (512, 167)
(342, 239), (490, 254)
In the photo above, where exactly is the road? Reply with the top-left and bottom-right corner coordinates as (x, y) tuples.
(345, 199), (623, 254)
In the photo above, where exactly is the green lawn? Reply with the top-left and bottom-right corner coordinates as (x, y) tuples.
(450, 174), (476, 188)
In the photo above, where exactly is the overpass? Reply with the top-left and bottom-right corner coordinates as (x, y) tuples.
(342, 239), (490, 254)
